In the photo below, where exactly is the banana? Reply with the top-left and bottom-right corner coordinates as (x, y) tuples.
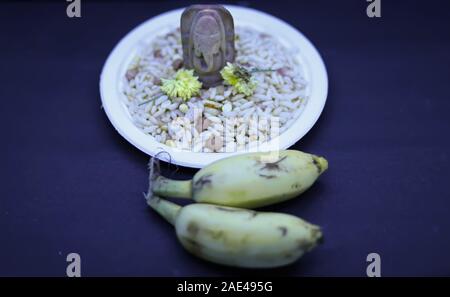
(152, 150), (328, 208)
(148, 197), (323, 268)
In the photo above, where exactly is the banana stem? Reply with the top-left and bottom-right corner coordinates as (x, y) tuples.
(147, 197), (181, 226)
(152, 176), (192, 199)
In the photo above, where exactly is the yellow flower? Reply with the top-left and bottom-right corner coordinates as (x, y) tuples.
(161, 69), (202, 101)
(220, 63), (257, 96)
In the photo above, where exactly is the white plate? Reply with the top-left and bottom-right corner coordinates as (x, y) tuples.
(100, 5), (328, 168)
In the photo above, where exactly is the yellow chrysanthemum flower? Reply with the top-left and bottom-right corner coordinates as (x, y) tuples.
(161, 69), (202, 101)
(220, 62), (257, 96)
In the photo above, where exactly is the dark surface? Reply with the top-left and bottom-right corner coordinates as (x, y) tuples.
(0, 0), (449, 276)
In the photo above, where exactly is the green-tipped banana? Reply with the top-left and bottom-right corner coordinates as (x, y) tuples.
(148, 197), (322, 268)
(153, 150), (328, 208)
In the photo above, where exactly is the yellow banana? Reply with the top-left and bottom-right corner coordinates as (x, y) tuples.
(153, 150), (328, 208)
(148, 197), (322, 268)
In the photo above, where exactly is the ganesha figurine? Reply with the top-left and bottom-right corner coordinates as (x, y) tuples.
(181, 5), (236, 88)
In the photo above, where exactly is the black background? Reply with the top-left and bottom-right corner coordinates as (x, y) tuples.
(0, 0), (449, 276)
